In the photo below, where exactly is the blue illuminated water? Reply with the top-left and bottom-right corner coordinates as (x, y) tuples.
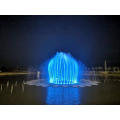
(48, 52), (84, 85)
(46, 87), (80, 105)
(24, 52), (100, 104)
(25, 52), (99, 87)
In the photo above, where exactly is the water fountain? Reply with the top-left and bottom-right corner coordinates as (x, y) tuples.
(24, 52), (100, 105)
(48, 52), (79, 84)
(25, 52), (99, 87)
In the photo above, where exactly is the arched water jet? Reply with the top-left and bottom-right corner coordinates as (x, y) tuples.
(48, 52), (79, 84)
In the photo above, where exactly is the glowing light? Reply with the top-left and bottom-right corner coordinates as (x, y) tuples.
(46, 87), (80, 105)
(48, 52), (79, 84)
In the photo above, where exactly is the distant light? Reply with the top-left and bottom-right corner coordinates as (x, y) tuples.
(48, 52), (79, 84)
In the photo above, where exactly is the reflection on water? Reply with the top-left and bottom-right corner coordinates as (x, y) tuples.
(11, 85), (13, 94)
(0, 79), (25, 95)
(15, 81), (17, 86)
(1, 75), (120, 104)
(46, 87), (80, 105)
(22, 84), (24, 92)
(7, 81), (9, 88)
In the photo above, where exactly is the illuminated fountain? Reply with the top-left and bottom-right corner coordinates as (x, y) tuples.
(25, 52), (99, 105)
(25, 52), (99, 87)
(48, 52), (79, 84)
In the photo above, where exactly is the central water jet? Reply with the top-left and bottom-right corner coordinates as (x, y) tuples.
(48, 52), (79, 84)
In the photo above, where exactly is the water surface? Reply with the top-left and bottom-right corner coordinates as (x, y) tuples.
(0, 75), (120, 105)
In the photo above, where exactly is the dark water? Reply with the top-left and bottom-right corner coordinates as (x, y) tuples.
(0, 75), (120, 105)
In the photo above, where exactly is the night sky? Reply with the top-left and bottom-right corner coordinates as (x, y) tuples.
(0, 15), (120, 67)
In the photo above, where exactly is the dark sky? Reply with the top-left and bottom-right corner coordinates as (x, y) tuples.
(0, 15), (120, 67)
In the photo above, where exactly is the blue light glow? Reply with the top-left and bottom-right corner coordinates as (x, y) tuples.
(48, 52), (79, 84)
(46, 87), (80, 105)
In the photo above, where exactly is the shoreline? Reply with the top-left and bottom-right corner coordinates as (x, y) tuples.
(0, 71), (120, 77)
(0, 72), (35, 76)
